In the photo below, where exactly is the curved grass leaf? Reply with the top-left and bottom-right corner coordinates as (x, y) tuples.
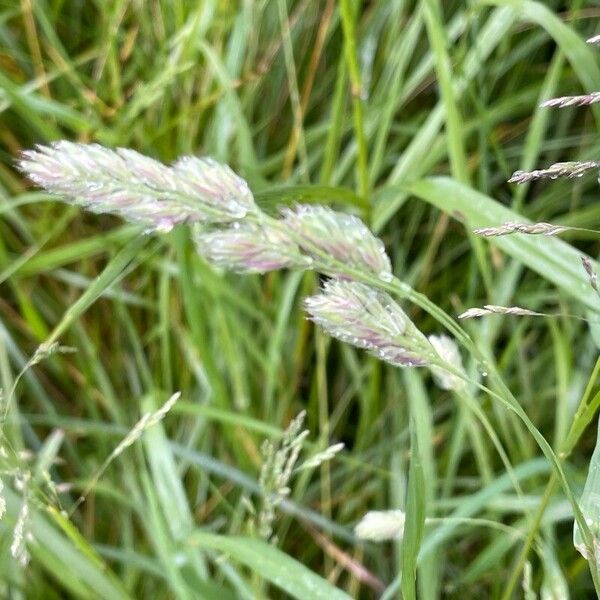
(480, 0), (600, 126)
(187, 532), (353, 600)
(255, 184), (368, 212)
(401, 419), (426, 600)
(407, 177), (600, 312)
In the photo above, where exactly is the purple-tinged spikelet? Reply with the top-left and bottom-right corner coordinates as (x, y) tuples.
(304, 280), (428, 367)
(541, 92), (600, 109)
(473, 222), (569, 237)
(194, 221), (308, 273)
(172, 156), (254, 218)
(282, 205), (391, 278)
(19, 142), (254, 232)
(458, 305), (542, 319)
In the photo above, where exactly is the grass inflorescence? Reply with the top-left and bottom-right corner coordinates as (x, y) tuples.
(3, 2), (600, 599)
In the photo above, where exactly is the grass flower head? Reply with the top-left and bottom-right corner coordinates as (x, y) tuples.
(19, 142), (254, 232)
(305, 280), (429, 368)
(282, 205), (391, 278)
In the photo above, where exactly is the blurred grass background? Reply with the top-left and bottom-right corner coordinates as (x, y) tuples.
(2, 0), (600, 597)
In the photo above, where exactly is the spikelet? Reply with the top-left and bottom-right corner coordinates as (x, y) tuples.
(193, 221), (308, 273)
(298, 443), (344, 471)
(582, 256), (599, 292)
(282, 205), (392, 278)
(305, 280), (429, 368)
(171, 155), (255, 219)
(19, 142), (254, 232)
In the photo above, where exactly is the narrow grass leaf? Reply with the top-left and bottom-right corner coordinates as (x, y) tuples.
(187, 532), (353, 600)
(401, 420), (426, 600)
(407, 177), (600, 312)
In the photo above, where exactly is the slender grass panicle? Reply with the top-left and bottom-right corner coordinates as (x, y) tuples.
(253, 412), (309, 541)
(458, 305), (542, 320)
(70, 393), (181, 515)
(508, 161), (600, 184)
(304, 280), (430, 368)
(19, 142), (255, 232)
(10, 472), (32, 569)
(540, 93), (600, 109)
(493, 35), (600, 590)
(473, 222), (569, 237)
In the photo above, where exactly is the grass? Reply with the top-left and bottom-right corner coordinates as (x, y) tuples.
(2, 0), (600, 598)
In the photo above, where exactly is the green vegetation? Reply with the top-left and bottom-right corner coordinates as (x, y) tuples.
(2, 1), (600, 598)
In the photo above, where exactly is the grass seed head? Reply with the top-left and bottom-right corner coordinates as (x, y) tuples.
(282, 205), (391, 278)
(474, 222), (569, 237)
(253, 412), (309, 541)
(19, 142), (254, 232)
(509, 161), (600, 184)
(541, 92), (600, 108)
(193, 221), (308, 273)
(305, 280), (429, 368)
(458, 305), (542, 319)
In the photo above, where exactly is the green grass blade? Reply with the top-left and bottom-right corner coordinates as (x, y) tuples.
(407, 177), (600, 312)
(187, 532), (353, 600)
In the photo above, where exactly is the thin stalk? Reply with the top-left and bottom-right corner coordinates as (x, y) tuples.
(339, 0), (369, 202)
(502, 355), (600, 599)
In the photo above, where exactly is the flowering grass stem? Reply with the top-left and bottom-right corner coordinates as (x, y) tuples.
(19, 142), (600, 589)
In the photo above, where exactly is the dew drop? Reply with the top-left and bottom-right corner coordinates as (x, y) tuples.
(378, 270), (393, 283)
